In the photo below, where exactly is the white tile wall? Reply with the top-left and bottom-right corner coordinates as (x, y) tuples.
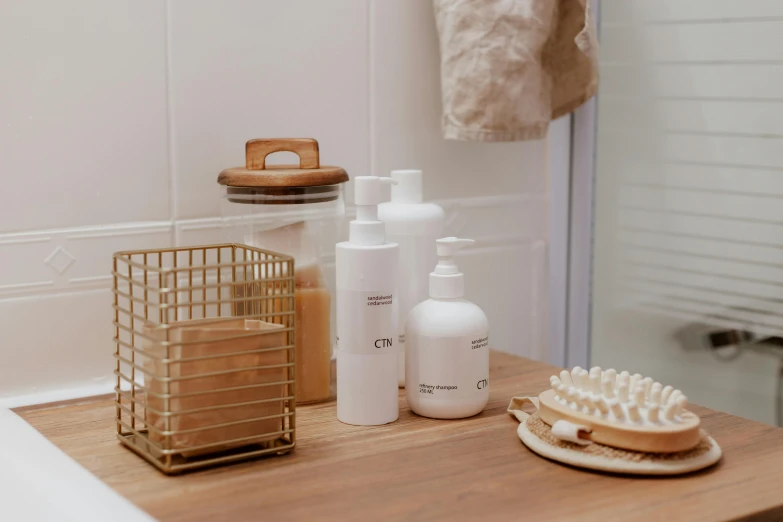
(0, 0), (549, 404)
(0, 0), (170, 232)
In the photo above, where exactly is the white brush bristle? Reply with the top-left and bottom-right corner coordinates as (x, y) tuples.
(549, 367), (688, 425)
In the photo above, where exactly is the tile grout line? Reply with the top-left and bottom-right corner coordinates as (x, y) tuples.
(0, 193), (544, 241)
(163, 0), (179, 246)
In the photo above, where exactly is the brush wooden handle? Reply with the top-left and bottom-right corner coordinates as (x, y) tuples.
(245, 138), (320, 170)
(538, 389), (701, 453)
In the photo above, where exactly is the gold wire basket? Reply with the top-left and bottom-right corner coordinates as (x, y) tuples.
(112, 244), (296, 473)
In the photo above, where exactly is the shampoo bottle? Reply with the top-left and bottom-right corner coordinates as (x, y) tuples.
(378, 170), (445, 387)
(405, 237), (489, 419)
(336, 176), (399, 425)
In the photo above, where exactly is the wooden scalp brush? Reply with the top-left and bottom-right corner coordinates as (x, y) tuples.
(537, 366), (702, 453)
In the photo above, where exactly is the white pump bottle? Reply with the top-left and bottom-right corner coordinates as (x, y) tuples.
(405, 237), (489, 419)
(378, 170), (445, 388)
(336, 176), (400, 426)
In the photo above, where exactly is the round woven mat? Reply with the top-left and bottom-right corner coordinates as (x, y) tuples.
(518, 412), (722, 475)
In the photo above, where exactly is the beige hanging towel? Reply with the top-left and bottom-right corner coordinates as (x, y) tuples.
(434, 0), (599, 141)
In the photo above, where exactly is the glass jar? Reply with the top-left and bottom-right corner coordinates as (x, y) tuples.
(218, 139), (347, 404)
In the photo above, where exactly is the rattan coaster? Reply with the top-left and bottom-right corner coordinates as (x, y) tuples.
(509, 398), (722, 475)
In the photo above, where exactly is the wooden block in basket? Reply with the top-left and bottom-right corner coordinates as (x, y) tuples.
(143, 318), (289, 457)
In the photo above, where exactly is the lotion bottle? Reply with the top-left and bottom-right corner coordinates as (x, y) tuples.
(378, 169), (445, 388)
(405, 237), (489, 419)
(336, 176), (399, 425)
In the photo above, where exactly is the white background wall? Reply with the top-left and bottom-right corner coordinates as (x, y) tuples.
(591, 0), (783, 424)
(0, 0), (549, 404)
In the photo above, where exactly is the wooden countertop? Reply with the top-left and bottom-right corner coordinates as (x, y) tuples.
(17, 352), (783, 521)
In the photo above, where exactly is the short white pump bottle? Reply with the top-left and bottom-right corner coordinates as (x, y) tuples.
(336, 176), (400, 426)
(405, 237), (489, 419)
(378, 169), (445, 388)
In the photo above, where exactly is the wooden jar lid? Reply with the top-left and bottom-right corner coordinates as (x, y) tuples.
(217, 138), (348, 188)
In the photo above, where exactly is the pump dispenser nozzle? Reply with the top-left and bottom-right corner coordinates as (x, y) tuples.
(430, 237), (474, 298)
(350, 176), (397, 246)
(389, 169), (423, 204)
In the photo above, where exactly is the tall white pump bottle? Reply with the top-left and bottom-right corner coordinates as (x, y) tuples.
(378, 170), (445, 387)
(336, 176), (400, 425)
(405, 237), (489, 419)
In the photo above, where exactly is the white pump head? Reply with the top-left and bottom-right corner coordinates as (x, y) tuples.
(389, 169), (423, 204)
(430, 237), (474, 298)
(350, 176), (397, 246)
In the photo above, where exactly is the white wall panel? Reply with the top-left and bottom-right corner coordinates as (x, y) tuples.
(0, 290), (113, 401)
(0, 0), (170, 232)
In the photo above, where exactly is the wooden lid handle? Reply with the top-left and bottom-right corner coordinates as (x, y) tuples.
(245, 138), (320, 170)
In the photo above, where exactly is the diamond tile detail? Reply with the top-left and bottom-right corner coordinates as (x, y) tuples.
(44, 246), (76, 275)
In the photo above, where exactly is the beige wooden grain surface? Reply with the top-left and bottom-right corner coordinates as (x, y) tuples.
(17, 351), (783, 521)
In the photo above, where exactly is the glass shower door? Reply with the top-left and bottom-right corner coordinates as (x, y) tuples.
(589, 1), (783, 425)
